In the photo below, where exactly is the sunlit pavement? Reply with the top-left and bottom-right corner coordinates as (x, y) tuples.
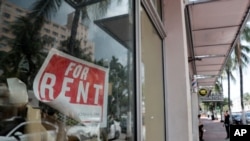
(201, 117), (229, 141)
(113, 117), (230, 141)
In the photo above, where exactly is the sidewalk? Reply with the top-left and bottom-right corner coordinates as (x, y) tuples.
(201, 117), (229, 141)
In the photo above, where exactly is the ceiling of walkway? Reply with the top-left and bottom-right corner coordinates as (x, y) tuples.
(187, 0), (250, 88)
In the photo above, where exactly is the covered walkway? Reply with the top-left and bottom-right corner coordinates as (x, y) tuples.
(201, 117), (229, 141)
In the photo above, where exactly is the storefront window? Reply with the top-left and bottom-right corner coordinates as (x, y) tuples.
(141, 6), (165, 141)
(0, 0), (135, 141)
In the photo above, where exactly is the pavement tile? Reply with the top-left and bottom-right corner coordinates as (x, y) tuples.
(201, 117), (230, 141)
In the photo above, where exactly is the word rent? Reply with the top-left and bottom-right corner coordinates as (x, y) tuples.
(40, 62), (103, 104)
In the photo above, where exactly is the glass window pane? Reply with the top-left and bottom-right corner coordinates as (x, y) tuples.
(0, 0), (135, 141)
(141, 6), (165, 141)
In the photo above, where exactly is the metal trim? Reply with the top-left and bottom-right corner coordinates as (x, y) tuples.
(185, 6), (197, 74)
(160, 0), (168, 140)
(194, 43), (231, 48)
(196, 64), (224, 66)
(186, 0), (221, 5)
(197, 69), (221, 72)
(192, 25), (240, 31)
(141, 0), (167, 39)
(136, 1), (143, 141)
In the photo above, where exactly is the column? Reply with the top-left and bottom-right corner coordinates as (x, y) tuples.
(163, 0), (193, 141)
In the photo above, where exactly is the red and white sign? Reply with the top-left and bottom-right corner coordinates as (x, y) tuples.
(33, 49), (109, 127)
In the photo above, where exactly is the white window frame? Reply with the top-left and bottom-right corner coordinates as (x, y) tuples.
(141, 0), (166, 39)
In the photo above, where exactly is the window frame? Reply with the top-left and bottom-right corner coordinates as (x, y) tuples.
(141, 0), (166, 39)
(136, 1), (167, 141)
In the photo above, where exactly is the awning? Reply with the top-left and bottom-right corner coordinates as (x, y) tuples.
(94, 14), (133, 49)
(187, 0), (250, 88)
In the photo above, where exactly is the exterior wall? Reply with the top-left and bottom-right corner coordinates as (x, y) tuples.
(191, 92), (199, 141)
(163, 0), (194, 141)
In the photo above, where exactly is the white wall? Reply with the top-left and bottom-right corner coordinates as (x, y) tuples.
(163, 0), (194, 141)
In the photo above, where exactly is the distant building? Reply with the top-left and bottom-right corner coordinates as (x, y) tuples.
(0, 0), (94, 60)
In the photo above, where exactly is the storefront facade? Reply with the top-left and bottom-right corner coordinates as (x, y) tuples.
(0, 0), (169, 140)
(1, 0), (249, 141)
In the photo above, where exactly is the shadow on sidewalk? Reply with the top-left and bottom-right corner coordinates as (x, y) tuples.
(201, 117), (229, 141)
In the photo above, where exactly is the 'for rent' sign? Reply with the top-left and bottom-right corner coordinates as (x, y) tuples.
(33, 49), (109, 127)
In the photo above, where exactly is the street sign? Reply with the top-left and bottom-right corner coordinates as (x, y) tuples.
(199, 88), (208, 96)
(33, 49), (109, 127)
(200, 94), (223, 102)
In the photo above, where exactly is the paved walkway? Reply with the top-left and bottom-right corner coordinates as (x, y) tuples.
(201, 117), (229, 141)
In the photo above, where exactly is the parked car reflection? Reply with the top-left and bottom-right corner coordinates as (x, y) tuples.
(232, 113), (242, 125)
(0, 116), (26, 136)
(66, 119), (121, 141)
(246, 112), (250, 124)
(66, 123), (100, 140)
(0, 119), (58, 141)
(107, 119), (121, 140)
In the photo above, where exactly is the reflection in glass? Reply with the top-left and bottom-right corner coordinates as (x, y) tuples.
(0, 0), (135, 140)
